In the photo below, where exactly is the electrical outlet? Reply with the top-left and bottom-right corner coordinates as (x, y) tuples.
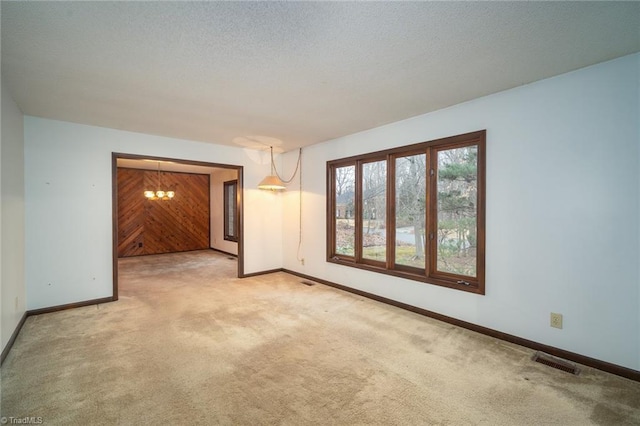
(300, 258), (305, 265)
(550, 312), (563, 329)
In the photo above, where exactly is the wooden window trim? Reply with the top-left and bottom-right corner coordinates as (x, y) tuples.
(327, 160), (357, 262)
(327, 130), (486, 295)
(358, 156), (387, 269)
(427, 138), (486, 290)
(224, 180), (238, 242)
(389, 147), (428, 275)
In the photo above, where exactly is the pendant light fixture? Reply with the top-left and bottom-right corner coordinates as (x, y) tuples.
(258, 146), (301, 191)
(144, 162), (175, 200)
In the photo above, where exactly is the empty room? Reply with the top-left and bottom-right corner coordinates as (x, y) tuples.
(1, 2), (640, 424)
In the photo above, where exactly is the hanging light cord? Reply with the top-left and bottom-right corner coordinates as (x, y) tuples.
(270, 147), (302, 184)
(268, 146), (304, 263)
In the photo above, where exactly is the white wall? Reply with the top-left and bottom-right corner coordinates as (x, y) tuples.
(283, 54), (640, 370)
(1, 79), (26, 353)
(24, 118), (282, 309)
(210, 168), (239, 255)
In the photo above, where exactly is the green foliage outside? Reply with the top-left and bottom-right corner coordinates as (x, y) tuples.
(436, 147), (477, 276)
(334, 146), (478, 277)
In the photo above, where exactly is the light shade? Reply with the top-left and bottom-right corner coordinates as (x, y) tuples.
(258, 175), (286, 190)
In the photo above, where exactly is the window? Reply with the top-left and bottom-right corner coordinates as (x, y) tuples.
(327, 131), (485, 294)
(224, 180), (238, 242)
(334, 165), (356, 256)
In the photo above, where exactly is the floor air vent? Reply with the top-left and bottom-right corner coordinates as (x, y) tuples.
(532, 352), (580, 375)
(300, 281), (315, 286)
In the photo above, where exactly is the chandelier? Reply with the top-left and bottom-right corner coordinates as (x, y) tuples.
(144, 162), (175, 200)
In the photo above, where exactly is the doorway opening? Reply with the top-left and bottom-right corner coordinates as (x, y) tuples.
(112, 152), (244, 300)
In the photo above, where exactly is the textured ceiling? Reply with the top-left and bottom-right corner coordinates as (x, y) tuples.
(2, 2), (639, 152)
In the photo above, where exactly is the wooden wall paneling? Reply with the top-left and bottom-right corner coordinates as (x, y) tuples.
(117, 168), (210, 257)
(175, 172), (210, 251)
(117, 169), (145, 257)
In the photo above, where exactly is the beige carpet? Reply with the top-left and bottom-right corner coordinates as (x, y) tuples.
(1, 250), (639, 425)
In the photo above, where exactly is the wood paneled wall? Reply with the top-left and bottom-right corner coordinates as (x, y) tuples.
(117, 168), (210, 257)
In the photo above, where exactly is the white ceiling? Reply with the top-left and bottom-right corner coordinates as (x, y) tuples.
(2, 2), (639, 153)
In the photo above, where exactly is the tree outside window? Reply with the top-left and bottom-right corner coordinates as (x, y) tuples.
(327, 131), (485, 294)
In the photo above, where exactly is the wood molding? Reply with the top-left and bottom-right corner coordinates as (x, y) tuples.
(26, 297), (115, 317)
(0, 312), (28, 365)
(281, 269), (640, 382)
(209, 247), (238, 257)
(237, 169), (245, 278)
(239, 268), (283, 278)
(112, 154), (119, 300)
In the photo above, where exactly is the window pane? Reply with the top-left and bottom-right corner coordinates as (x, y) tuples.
(436, 146), (477, 277)
(224, 181), (237, 241)
(227, 185), (235, 235)
(362, 160), (386, 261)
(395, 154), (426, 268)
(335, 165), (356, 256)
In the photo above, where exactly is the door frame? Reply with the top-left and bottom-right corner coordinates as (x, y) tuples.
(111, 152), (244, 300)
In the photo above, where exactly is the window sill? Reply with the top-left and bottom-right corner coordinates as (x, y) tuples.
(327, 257), (484, 295)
